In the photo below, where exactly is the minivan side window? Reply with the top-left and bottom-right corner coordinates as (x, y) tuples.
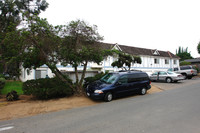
(128, 73), (148, 83)
(118, 75), (128, 84)
(128, 74), (138, 83)
(139, 73), (149, 81)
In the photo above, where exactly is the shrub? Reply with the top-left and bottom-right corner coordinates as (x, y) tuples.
(83, 71), (108, 88)
(6, 90), (19, 101)
(0, 74), (4, 78)
(23, 77), (73, 100)
(0, 77), (6, 90)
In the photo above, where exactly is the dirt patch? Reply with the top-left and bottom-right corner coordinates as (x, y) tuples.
(147, 85), (162, 94)
(0, 85), (161, 121)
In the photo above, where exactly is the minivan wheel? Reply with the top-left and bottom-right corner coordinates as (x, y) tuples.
(166, 78), (172, 83)
(140, 88), (147, 95)
(104, 92), (113, 102)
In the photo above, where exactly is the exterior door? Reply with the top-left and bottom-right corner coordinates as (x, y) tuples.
(151, 72), (158, 81)
(115, 75), (129, 95)
(35, 70), (47, 79)
(158, 71), (167, 81)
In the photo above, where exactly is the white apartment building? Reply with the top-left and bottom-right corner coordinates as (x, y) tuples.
(20, 43), (180, 82)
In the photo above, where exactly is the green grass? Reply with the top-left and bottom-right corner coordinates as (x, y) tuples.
(0, 81), (23, 95)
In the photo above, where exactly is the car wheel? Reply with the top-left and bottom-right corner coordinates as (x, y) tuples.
(166, 78), (172, 83)
(104, 92), (113, 102)
(182, 73), (187, 79)
(140, 88), (147, 95)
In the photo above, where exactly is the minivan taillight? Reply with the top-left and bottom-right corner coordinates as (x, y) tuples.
(191, 70), (194, 73)
(150, 81), (151, 84)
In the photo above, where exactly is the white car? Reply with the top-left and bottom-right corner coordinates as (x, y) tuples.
(150, 71), (184, 83)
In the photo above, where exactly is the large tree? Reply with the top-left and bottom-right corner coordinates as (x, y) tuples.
(21, 18), (112, 95)
(21, 16), (70, 86)
(0, 0), (48, 76)
(59, 20), (112, 94)
(176, 46), (193, 61)
(111, 51), (142, 70)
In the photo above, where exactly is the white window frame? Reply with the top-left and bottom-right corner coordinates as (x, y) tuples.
(174, 60), (177, 65)
(165, 59), (169, 64)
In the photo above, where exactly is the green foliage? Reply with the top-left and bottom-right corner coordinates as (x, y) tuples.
(111, 51), (142, 70)
(22, 16), (61, 69)
(0, 74), (4, 78)
(0, 0), (48, 77)
(60, 19), (104, 67)
(0, 0), (48, 33)
(83, 71), (109, 88)
(197, 42), (200, 54)
(0, 63), (3, 74)
(59, 19), (112, 89)
(180, 61), (191, 66)
(176, 47), (193, 61)
(23, 77), (73, 100)
(1, 81), (23, 95)
(6, 91), (19, 101)
(0, 29), (23, 77)
(0, 78), (6, 90)
(193, 65), (199, 73)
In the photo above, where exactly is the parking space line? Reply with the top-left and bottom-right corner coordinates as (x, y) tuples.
(0, 124), (14, 132)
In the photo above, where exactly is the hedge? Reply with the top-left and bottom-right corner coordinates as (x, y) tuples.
(23, 77), (73, 100)
(0, 78), (6, 90)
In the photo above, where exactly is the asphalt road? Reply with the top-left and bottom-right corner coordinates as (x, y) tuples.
(1, 78), (200, 133)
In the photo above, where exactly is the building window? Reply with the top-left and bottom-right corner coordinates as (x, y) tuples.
(174, 60), (177, 64)
(165, 59), (169, 64)
(154, 58), (159, 64)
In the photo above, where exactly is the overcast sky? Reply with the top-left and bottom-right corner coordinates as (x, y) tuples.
(40, 0), (200, 57)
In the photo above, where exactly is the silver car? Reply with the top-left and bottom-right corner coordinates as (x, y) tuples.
(150, 71), (184, 83)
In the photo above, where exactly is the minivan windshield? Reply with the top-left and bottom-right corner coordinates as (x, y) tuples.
(100, 73), (119, 84)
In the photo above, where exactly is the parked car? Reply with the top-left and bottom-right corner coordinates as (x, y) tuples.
(86, 71), (151, 102)
(167, 65), (197, 79)
(150, 71), (184, 83)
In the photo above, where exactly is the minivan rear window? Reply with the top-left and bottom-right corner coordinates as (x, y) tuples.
(128, 73), (148, 83)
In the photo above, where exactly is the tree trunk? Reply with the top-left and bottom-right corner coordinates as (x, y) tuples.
(74, 65), (79, 85)
(79, 61), (88, 86)
(74, 61), (88, 96)
(46, 64), (74, 90)
(3, 61), (8, 73)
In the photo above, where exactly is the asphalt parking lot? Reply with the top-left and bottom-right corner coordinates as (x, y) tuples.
(151, 77), (200, 91)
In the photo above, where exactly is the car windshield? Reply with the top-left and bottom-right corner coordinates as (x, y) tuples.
(100, 73), (119, 84)
(167, 71), (175, 75)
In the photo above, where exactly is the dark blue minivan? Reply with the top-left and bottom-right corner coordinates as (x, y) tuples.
(86, 71), (151, 102)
